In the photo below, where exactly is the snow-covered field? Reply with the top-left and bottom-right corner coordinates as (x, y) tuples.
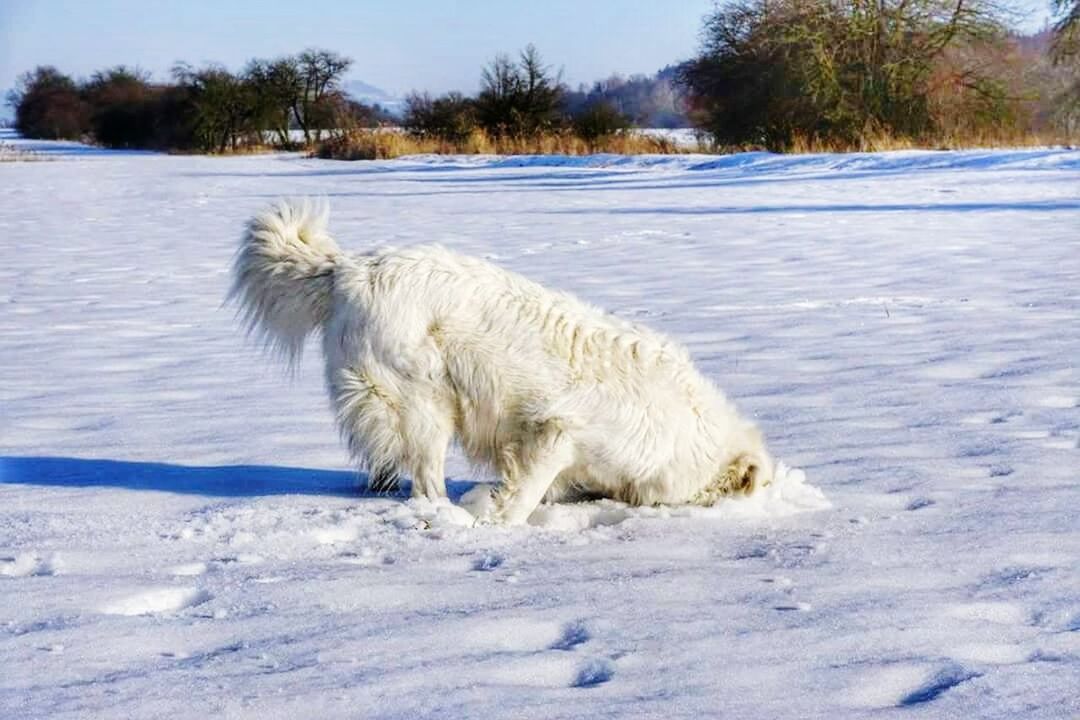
(2, 129), (1079, 718)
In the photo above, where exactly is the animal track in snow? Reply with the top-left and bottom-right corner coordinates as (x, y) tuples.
(573, 657), (615, 688)
(338, 548), (394, 566)
(471, 552), (504, 572)
(845, 663), (978, 708)
(463, 615), (615, 689)
(899, 666), (980, 706)
(905, 497), (935, 511)
(550, 620), (591, 650)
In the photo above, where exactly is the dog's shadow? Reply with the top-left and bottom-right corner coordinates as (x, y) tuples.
(0, 456), (482, 501)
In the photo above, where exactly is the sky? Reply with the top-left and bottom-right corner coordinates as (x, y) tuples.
(0, 0), (715, 101)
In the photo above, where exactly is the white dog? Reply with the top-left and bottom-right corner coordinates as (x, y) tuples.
(231, 199), (774, 525)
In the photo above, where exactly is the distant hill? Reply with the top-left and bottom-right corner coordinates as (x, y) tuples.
(340, 69), (693, 128)
(343, 80), (405, 117)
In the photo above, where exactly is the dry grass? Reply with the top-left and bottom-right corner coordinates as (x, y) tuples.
(788, 129), (1077, 153)
(316, 127), (1075, 161)
(927, 130), (1077, 150)
(164, 139), (306, 156)
(0, 142), (52, 162)
(315, 129), (687, 160)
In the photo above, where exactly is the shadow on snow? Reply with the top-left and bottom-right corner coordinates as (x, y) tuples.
(0, 456), (357, 497)
(535, 199), (1080, 215)
(0, 455), (484, 501)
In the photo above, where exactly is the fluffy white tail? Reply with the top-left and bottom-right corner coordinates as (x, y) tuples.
(229, 199), (341, 362)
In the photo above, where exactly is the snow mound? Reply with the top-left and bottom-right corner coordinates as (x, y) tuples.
(0, 553), (58, 577)
(686, 461), (832, 520)
(100, 587), (211, 616)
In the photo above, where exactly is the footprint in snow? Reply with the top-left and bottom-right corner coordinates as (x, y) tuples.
(905, 497), (935, 511)
(550, 620), (590, 650)
(573, 657), (615, 688)
(899, 667), (981, 706)
(211, 554), (263, 565)
(845, 663), (978, 708)
(338, 548), (394, 566)
(451, 615), (617, 688)
(471, 552), (504, 572)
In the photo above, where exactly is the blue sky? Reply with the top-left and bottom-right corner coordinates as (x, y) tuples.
(0, 0), (1056, 104)
(0, 0), (713, 98)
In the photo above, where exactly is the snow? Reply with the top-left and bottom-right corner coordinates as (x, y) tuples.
(2, 130), (1079, 718)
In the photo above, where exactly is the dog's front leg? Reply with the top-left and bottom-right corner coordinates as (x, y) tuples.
(485, 425), (575, 526)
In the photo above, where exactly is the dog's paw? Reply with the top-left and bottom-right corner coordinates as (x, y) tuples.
(472, 507), (514, 527)
(407, 497), (476, 528)
(459, 483), (499, 518)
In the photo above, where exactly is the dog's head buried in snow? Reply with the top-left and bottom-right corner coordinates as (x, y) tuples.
(230, 199), (774, 525)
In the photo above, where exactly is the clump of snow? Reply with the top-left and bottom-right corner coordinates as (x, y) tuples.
(0, 553), (58, 577)
(100, 587), (211, 616)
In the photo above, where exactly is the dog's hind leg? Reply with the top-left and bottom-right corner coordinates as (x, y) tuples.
(487, 420), (575, 526)
(397, 394), (454, 501)
(402, 432), (450, 501)
(335, 367), (450, 500)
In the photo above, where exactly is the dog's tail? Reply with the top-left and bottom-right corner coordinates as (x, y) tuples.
(229, 198), (342, 363)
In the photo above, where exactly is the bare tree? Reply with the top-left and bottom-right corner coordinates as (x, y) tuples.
(245, 58), (301, 146)
(173, 63), (253, 152)
(474, 45), (563, 136)
(404, 91), (476, 141)
(517, 44), (563, 134)
(294, 49), (353, 143)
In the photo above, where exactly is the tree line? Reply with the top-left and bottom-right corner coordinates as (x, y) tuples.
(7, 0), (1080, 154)
(400, 3), (1079, 152)
(400, 47), (686, 146)
(6, 49), (393, 152)
(679, 0), (1080, 149)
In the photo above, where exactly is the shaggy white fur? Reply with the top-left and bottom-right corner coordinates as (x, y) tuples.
(230, 199), (775, 525)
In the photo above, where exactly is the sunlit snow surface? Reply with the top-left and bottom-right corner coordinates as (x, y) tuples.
(2, 129), (1079, 718)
